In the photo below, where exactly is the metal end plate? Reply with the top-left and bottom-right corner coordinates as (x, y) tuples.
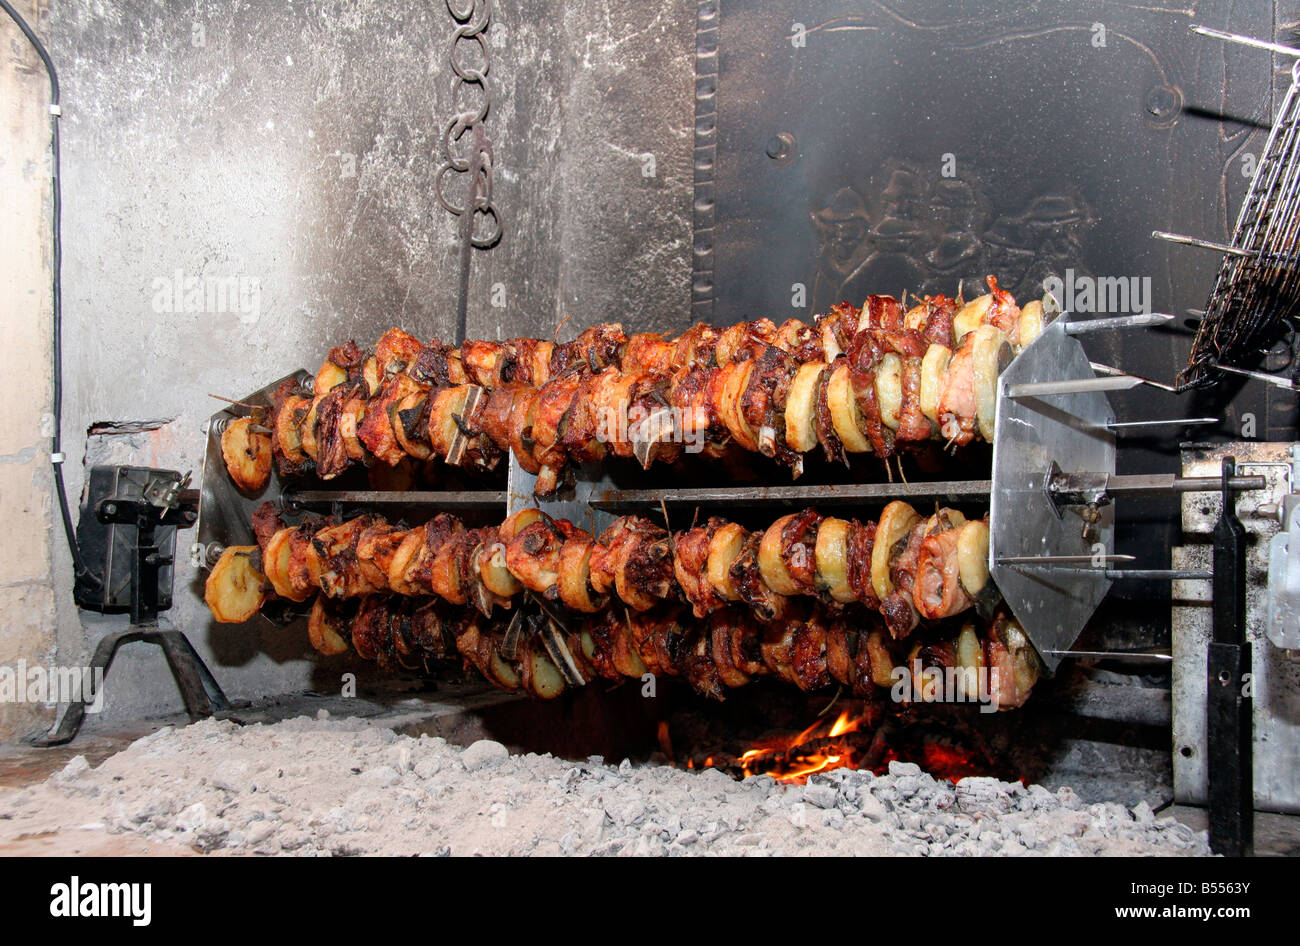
(990, 318), (1117, 673)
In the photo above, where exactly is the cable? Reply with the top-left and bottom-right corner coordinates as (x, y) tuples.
(0, 0), (92, 582)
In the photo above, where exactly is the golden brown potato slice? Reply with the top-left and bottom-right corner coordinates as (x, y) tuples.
(871, 501), (921, 602)
(263, 527), (309, 602)
(706, 522), (748, 602)
(784, 363), (826, 453)
(273, 395), (310, 465)
(875, 353), (903, 431)
(307, 597), (350, 655)
(757, 514), (801, 596)
(298, 396), (325, 462)
(204, 546), (267, 623)
(813, 516), (854, 603)
(827, 362), (871, 453)
(313, 360), (348, 396)
(918, 343), (952, 427)
(221, 417), (272, 491)
(970, 325), (1011, 442)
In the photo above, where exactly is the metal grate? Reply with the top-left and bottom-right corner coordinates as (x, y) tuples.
(1179, 53), (1300, 389)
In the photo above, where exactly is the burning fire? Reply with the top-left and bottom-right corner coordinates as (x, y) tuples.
(737, 708), (866, 783)
(721, 706), (988, 785)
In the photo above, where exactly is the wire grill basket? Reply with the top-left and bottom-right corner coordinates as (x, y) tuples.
(1180, 58), (1300, 389)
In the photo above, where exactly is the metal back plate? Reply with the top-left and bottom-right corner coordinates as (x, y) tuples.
(990, 319), (1116, 672)
(506, 455), (616, 538)
(195, 371), (310, 559)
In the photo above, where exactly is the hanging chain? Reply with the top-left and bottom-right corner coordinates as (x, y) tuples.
(435, 0), (502, 250)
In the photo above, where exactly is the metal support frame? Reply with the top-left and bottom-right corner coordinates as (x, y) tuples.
(1207, 457), (1255, 856)
(31, 476), (232, 747)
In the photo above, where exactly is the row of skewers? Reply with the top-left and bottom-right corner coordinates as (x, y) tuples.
(219, 277), (1047, 496)
(206, 500), (992, 640)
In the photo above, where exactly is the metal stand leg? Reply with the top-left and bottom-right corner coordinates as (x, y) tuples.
(1207, 457), (1254, 856)
(27, 625), (233, 748)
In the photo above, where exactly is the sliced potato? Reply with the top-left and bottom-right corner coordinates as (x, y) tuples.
(558, 537), (602, 612)
(427, 385), (472, 461)
(757, 515), (801, 596)
(221, 416), (272, 491)
(969, 325), (1011, 442)
(871, 501), (921, 601)
(719, 360), (758, 451)
(478, 540), (523, 597)
(827, 363), (871, 453)
(390, 391), (431, 461)
(314, 360), (348, 396)
(339, 396), (368, 461)
(919, 343), (952, 427)
(784, 363), (826, 453)
(814, 517), (854, 603)
(263, 527), (310, 602)
(1000, 619), (1041, 698)
(204, 546), (267, 623)
(298, 396), (325, 462)
(903, 302), (931, 332)
(706, 522), (748, 602)
(875, 353), (902, 431)
(525, 643), (567, 699)
(954, 622), (984, 701)
(488, 646), (523, 691)
(498, 508), (543, 544)
(956, 519), (990, 595)
(386, 526), (425, 596)
(953, 292), (993, 344)
(307, 597), (350, 655)
(1016, 299), (1045, 350)
(274, 395), (309, 464)
(866, 628), (896, 688)
(362, 355), (381, 393)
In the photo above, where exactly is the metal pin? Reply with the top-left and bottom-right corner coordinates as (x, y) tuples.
(1043, 649), (1173, 662)
(997, 554), (1135, 566)
(1190, 24), (1300, 58)
(1062, 313), (1176, 334)
(1152, 230), (1256, 258)
(1089, 361), (1179, 393)
(1006, 376), (1144, 398)
(1212, 363), (1299, 391)
(1105, 568), (1213, 581)
(1104, 417), (1218, 430)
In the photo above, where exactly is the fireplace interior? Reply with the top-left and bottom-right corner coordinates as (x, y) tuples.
(1, 0), (1299, 860)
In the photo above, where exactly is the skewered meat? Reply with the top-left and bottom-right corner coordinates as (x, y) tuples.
(214, 501), (994, 643)
(222, 276), (1048, 494)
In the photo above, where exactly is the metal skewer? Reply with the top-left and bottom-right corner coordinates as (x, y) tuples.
(1212, 362), (1299, 391)
(1190, 24), (1300, 59)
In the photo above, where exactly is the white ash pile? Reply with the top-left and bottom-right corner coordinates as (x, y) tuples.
(0, 716), (1209, 856)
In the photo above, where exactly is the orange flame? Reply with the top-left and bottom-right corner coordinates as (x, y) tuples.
(736, 707), (870, 784)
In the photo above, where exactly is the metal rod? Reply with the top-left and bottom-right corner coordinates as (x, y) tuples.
(1006, 376), (1143, 397)
(1105, 417), (1218, 430)
(996, 554), (1135, 566)
(1212, 362), (1299, 391)
(1101, 473), (1267, 496)
(1152, 230), (1256, 258)
(1062, 313), (1176, 334)
(1191, 24), (1300, 59)
(589, 479), (993, 510)
(1043, 649), (1172, 662)
(1105, 568), (1213, 580)
(283, 490), (507, 508)
(1088, 361), (1179, 392)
